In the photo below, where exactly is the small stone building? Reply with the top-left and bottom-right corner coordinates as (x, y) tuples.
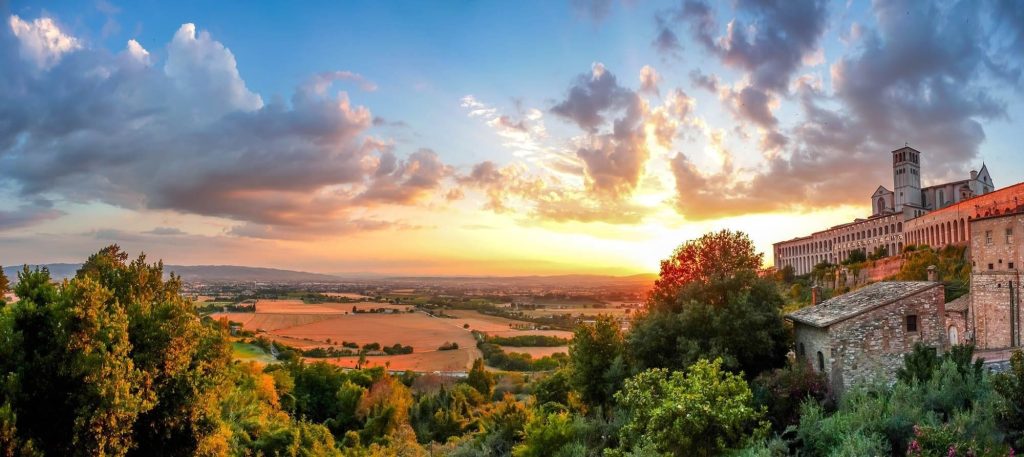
(787, 281), (946, 393)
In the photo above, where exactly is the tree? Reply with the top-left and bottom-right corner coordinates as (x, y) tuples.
(650, 230), (762, 307)
(630, 231), (788, 378)
(568, 315), (627, 411)
(0, 266), (9, 304)
(994, 350), (1024, 449)
(466, 359), (495, 397)
(614, 359), (765, 457)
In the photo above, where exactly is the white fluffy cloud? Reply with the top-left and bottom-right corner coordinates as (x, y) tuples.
(8, 15), (81, 70)
(0, 15), (448, 238)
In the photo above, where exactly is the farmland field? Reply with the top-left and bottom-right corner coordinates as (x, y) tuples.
(231, 342), (277, 364)
(322, 292), (372, 300)
(214, 305), (480, 371)
(518, 307), (634, 318)
(445, 309), (574, 339)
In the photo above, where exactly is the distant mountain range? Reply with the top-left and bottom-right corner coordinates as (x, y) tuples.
(2, 263), (655, 287)
(2, 264), (340, 283)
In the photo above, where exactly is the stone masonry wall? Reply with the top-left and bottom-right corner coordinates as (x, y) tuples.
(828, 284), (945, 393)
(793, 324), (831, 377)
(969, 213), (1024, 350)
(945, 311), (967, 346)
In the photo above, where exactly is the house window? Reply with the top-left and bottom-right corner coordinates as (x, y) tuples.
(986, 230), (993, 245)
(906, 314), (918, 333)
(1008, 228), (1014, 244)
(799, 343), (806, 357)
(817, 351), (825, 372)
(989, 263), (995, 270)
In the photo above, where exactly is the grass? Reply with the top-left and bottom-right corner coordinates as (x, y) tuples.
(231, 341), (278, 364)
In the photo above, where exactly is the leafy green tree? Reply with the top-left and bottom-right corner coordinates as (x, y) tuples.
(467, 358), (495, 397)
(0, 266), (9, 305)
(896, 245), (970, 301)
(614, 359), (765, 457)
(994, 350), (1024, 449)
(568, 314), (627, 411)
(532, 369), (572, 407)
(74, 245), (234, 456)
(630, 231), (788, 377)
(512, 410), (577, 457)
(752, 360), (830, 431)
(410, 383), (485, 444)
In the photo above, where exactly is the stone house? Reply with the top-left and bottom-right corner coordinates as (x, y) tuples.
(787, 281), (946, 394)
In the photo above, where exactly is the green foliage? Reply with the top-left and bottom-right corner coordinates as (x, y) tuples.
(467, 359), (496, 397)
(631, 231), (788, 378)
(568, 315), (627, 411)
(532, 369), (572, 407)
(797, 360), (1006, 456)
(410, 384), (484, 444)
(0, 247), (234, 456)
(993, 350), (1024, 449)
(752, 360), (830, 431)
(897, 244), (970, 301)
(485, 335), (569, 347)
(842, 249), (867, 265)
(479, 342), (567, 371)
(614, 359), (765, 457)
(629, 276), (788, 377)
(897, 343), (984, 384)
(0, 266), (8, 305)
(453, 394), (532, 457)
(512, 410), (577, 457)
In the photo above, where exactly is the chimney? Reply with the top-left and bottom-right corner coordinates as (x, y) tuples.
(971, 170), (978, 180)
(927, 265), (938, 282)
(811, 285), (822, 306)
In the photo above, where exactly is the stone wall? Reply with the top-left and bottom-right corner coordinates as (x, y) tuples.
(827, 284), (945, 393)
(969, 213), (1024, 350)
(793, 323), (831, 376)
(945, 310), (967, 346)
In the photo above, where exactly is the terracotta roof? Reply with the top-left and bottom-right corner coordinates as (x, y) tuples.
(945, 293), (969, 312)
(786, 281), (939, 328)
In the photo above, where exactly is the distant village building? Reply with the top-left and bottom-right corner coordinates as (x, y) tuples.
(773, 146), (997, 275)
(787, 281), (946, 393)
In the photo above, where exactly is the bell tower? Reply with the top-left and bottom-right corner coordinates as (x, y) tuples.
(892, 145), (922, 211)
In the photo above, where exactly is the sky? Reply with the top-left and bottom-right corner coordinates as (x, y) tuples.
(1, 0), (1023, 276)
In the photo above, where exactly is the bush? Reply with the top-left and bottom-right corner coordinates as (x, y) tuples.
(752, 360), (830, 431)
(438, 342), (460, 351)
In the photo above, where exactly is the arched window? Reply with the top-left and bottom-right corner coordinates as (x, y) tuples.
(817, 351), (825, 372)
(878, 197), (886, 212)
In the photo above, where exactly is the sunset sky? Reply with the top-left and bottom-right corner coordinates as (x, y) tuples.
(2, 0), (1024, 276)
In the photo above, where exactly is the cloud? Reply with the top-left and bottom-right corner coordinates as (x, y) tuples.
(0, 204), (64, 231)
(571, 0), (613, 22)
(667, 0), (1014, 220)
(303, 70), (378, 94)
(0, 16), (451, 239)
(165, 23), (263, 119)
(688, 69), (719, 92)
(145, 226), (186, 235)
(638, 65), (660, 94)
(356, 148), (452, 205)
(551, 62), (633, 132)
(8, 15), (81, 70)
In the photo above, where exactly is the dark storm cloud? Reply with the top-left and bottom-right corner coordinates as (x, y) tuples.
(0, 204), (64, 231)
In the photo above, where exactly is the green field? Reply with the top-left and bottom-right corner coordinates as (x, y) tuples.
(231, 342), (277, 364)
